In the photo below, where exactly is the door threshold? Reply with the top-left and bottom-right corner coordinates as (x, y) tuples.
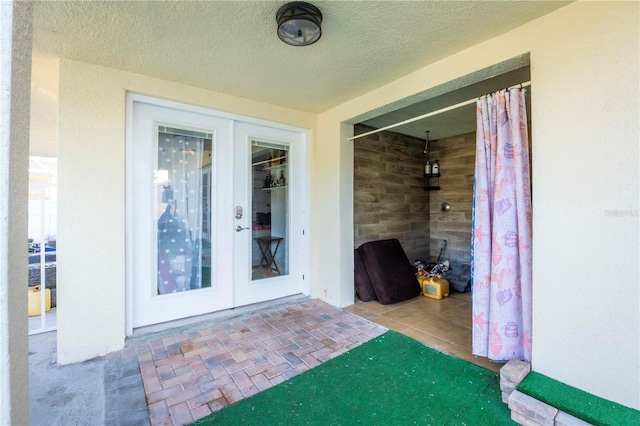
(128, 294), (308, 342)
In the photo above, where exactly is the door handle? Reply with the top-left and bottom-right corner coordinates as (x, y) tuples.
(235, 225), (250, 232)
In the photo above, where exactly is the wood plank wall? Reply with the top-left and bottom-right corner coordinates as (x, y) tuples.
(427, 132), (476, 265)
(353, 125), (430, 262)
(354, 126), (530, 268)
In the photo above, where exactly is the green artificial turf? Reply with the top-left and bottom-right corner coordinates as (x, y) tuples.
(192, 331), (514, 425)
(517, 372), (640, 426)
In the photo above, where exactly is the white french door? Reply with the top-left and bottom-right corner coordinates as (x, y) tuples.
(233, 122), (307, 306)
(127, 96), (308, 329)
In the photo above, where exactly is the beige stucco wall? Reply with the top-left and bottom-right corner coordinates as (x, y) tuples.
(30, 52), (58, 158)
(56, 60), (315, 364)
(315, 1), (639, 410)
(1, 2), (32, 425)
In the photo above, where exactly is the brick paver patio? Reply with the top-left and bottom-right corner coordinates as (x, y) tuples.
(109, 299), (386, 425)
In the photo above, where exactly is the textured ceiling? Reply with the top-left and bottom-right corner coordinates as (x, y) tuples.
(33, 1), (569, 117)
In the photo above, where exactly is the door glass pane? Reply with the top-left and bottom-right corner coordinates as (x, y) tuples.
(28, 177), (57, 334)
(155, 125), (212, 294)
(251, 140), (289, 280)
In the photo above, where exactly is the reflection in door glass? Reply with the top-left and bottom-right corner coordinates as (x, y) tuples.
(251, 141), (289, 280)
(155, 125), (212, 294)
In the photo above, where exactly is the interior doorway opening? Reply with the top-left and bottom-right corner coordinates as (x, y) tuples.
(348, 60), (532, 370)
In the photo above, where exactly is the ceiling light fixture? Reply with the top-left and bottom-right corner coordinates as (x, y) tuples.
(276, 2), (323, 47)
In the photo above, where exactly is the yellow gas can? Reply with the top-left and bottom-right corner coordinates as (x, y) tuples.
(28, 286), (51, 316)
(417, 275), (450, 300)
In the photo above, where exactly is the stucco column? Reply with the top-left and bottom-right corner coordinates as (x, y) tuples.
(0, 1), (33, 425)
(311, 116), (355, 308)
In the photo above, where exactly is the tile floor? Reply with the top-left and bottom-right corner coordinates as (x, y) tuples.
(344, 291), (503, 373)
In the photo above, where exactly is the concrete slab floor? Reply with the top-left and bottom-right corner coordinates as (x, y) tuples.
(29, 331), (149, 426)
(29, 331), (106, 425)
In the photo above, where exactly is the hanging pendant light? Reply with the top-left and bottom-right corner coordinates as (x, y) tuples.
(424, 131), (430, 154)
(276, 2), (323, 46)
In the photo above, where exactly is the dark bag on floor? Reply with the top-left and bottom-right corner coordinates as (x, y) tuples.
(358, 239), (421, 305)
(443, 263), (471, 292)
(354, 249), (377, 301)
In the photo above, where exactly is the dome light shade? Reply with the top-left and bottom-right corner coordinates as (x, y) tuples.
(276, 2), (322, 46)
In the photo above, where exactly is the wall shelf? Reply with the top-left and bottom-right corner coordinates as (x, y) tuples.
(252, 155), (287, 170)
(424, 173), (441, 191)
(255, 153), (288, 189)
(262, 163), (287, 171)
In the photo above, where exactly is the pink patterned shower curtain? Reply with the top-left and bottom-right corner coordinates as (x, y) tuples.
(471, 88), (532, 362)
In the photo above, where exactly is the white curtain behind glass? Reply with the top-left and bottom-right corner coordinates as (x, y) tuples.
(157, 132), (204, 294)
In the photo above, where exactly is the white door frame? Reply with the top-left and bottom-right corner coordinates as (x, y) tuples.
(125, 93), (310, 336)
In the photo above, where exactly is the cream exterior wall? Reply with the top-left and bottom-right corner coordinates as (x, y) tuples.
(1, 2), (32, 425)
(56, 60), (315, 364)
(30, 52), (58, 158)
(315, 1), (639, 410)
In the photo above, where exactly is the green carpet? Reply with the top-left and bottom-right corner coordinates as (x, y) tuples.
(192, 331), (514, 425)
(517, 372), (640, 426)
